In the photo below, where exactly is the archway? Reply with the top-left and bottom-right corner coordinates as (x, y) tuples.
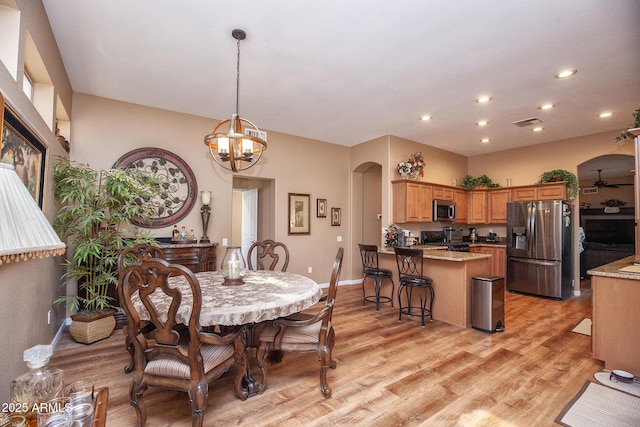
(351, 162), (383, 279)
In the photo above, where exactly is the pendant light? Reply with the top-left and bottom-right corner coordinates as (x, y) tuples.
(204, 29), (267, 173)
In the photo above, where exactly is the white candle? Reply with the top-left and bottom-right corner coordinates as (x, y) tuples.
(201, 191), (211, 206)
(228, 259), (240, 279)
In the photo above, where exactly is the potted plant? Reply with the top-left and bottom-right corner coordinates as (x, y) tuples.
(614, 107), (640, 142)
(537, 169), (578, 201)
(600, 198), (626, 213)
(460, 174), (500, 190)
(397, 152), (425, 180)
(53, 157), (163, 344)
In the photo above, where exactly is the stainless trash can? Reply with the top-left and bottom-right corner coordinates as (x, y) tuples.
(471, 276), (505, 333)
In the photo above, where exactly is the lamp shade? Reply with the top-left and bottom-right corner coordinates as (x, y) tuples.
(0, 163), (65, 265)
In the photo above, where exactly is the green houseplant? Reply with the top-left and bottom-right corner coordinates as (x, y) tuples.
(460, 174), (500, 190)
(614, 107), (640, 142)
(537, 169), (578, 201)
(53, 157), (163, 343)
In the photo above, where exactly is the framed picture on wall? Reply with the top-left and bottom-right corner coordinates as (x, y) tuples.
(331, 207), (341, 226)
(288, 193), (310, 235)
(317, 198), (327, 218)
(1, 100), (46, 207)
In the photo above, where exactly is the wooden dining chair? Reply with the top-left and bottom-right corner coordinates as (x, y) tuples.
(256, 247), (344, 398)
(119, 258), (248, 427)
(247, 239), (290, 272)
(117, 244), (165, 374)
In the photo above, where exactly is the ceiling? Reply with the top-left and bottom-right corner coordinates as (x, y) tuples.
(41, 1), (640, 158)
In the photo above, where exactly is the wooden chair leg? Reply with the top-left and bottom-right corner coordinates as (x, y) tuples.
(188, 383), (207, 427)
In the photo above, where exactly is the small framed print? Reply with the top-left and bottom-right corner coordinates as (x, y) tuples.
(583, 187), (598, 195)
(317, 198), (327, 218)
(288, 193), (310, 235)
(331, 207), (341, 226)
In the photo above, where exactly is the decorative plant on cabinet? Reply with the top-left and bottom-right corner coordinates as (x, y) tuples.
(52, 157), (163, 344)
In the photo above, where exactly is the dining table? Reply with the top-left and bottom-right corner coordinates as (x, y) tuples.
(132, 269), (323, 397)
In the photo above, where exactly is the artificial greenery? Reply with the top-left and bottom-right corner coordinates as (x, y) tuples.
(614, 107), (640, 142)
(600, 199), (626, 208)
(460, 174), (500, 190)
(537, 169), (578, 201)
(52, 157), (164, 313)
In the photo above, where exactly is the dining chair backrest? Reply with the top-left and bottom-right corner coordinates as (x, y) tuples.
(324, 247), (344, 322)
(120, 258), (204, 372)
(358, 243), (381, 271)
(117, 244), (165, 275)
(247, 240), (290, 272)
(394, 247), (425, 279)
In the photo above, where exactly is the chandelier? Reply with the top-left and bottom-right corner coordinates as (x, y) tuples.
(204, 29), (267, 173)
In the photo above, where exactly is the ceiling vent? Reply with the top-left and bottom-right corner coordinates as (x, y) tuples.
(513, 117), (543, 127)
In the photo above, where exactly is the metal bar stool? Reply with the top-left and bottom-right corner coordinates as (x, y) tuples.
(394, 247), (435, 326)
(358, 244), (395, 311)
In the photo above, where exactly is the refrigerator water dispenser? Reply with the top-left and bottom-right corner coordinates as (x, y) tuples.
(512, 226), (527, 250)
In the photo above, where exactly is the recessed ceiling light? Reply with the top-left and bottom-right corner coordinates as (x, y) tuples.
(476, 120), (489, 126)
(476, 96), (492, 103)
(532, 127), (543, 132)
(539, 103), (555, 110)
(599, 112), (613, 118)
(481, 138), (490, 143)
(420, 115), (432, 121)
(555, 69), (577, 79)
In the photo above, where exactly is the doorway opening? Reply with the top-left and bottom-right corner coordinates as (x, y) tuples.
(231, 177), (276, 263)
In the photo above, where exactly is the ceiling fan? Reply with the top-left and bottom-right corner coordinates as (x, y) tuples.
(593, 169), (634, 188)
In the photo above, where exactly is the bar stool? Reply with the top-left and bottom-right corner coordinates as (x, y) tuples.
(394, 247), (435, 326)
(358, 244), (395, 311)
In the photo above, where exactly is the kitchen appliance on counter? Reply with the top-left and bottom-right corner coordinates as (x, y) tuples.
(486, 231), (499, 243)
(433, 199), (456, 222)
(443, 226), (463, 243)
(506, 200), (573, 299)
(469, 227), (478, 242)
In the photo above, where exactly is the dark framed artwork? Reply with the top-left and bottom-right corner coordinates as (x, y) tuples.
(317, 198), (327, 218)
(114, 147), (197, 228)
(288, 193), (310, 235)
(1, 99), (46, 207)
(331, 207), (341, 226)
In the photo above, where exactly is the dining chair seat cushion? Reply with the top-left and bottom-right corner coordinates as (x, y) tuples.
(145, 343), (235, 379)
(364, 267), (393, 277)
(259, 321), (328, 345)
(400, 275), (433, 287)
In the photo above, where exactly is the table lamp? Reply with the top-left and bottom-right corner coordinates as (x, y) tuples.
(199, 190), (212, 243)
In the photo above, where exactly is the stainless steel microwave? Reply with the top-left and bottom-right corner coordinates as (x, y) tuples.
(433, 199), (456, 222)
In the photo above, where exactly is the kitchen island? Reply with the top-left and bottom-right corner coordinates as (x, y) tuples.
(378, 247), (492, 328)
(588, 255), (640, 374)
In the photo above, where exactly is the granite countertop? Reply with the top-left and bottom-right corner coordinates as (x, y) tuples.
(380, 247), (492, 262)
(587, 255), (640, 280)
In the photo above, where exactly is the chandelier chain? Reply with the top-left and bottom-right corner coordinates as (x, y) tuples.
(235, 36), (241, 115)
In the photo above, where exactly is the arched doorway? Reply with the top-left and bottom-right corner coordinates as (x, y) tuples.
(351, 162), (383, 279)
(577, 154), (635, 278)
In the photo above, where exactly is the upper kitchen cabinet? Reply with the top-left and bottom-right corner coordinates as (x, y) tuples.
(467, 190), (487, 224)
(488, 189), (510, 223)
(432, 185), (454, 200)
(510, 182), (566, 202)
(392, 180), (433, 223)
(454, 188), (468, 223)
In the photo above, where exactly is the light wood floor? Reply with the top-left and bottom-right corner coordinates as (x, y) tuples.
(50, 280), (601, 426)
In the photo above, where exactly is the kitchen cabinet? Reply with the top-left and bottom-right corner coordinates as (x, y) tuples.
(510, 182), (566, 201)
(454, 188), (468, 223)
(392, 180), (432, 223)
(467, 190), (487, 224)
(470, 245), (506, 277)
(159, 242), (218, 273)
(432, 185), (454, 200)
(633, 128), (640, 256)
(488, 189), (510, 223)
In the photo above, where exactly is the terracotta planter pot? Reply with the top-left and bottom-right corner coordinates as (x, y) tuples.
(69, 309), (116, 344)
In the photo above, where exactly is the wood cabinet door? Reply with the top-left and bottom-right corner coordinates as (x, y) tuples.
(511, 187), (537, 201)
(467, 190), (487, 224)
(493, 247), (506, 277)
(537, 183), (566, 200)
(432, 186), (454, 200)
(454, 189), (468, 223)
(419, 185), (433, 222)
(488, 189), (510, 223)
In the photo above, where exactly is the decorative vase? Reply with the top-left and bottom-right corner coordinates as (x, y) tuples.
(69, 309), (116, 344)
(411, 170), (421, 180)
(604, 206), (620, 213)
(400, 172), (409, 179)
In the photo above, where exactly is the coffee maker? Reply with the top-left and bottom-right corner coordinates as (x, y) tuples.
(469, 227), (478, 242)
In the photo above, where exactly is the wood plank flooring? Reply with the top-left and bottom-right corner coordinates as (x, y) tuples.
(50, 280), (601, 426)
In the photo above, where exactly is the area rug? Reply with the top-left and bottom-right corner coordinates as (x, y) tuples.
(555, 380), (640, 426)
(571, 318), (591, 336)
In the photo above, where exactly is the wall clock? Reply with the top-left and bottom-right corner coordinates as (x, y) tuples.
(114, 147), (197, 228)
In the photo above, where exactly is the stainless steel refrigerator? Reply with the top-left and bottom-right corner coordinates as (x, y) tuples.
(506, 200), (573, 299)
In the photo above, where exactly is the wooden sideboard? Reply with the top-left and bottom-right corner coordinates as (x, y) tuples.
(159, 242), (218, 273)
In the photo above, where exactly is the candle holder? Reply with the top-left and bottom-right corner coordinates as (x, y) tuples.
(199, 190), (212, 243)
(221, 246), (246, 286)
